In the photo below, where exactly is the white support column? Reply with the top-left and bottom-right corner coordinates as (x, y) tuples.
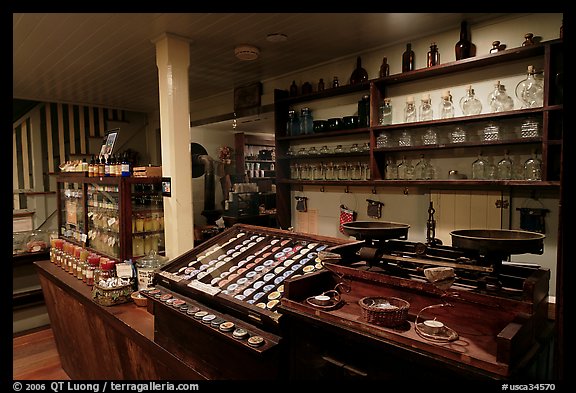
(153, 32), (194, 258)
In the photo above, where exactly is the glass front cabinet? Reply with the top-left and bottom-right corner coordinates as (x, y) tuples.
(57, 174), (165, 263)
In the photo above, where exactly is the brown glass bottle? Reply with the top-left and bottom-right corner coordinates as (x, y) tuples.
(427, 43), (440, 67)
(350, 56), (368, 85)
(522, 33), (535, 46)
(402, 43), (415, 72)
(379, 57), (390, 78)
(455, 20), (471, 60)
(289, 80), (298, 96)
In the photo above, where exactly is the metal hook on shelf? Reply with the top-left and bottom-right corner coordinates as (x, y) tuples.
(320, 185), (325, 192)
(345, 185), (350, 193)
(403, 187), (409, 195)
(372, 186), (377, 194)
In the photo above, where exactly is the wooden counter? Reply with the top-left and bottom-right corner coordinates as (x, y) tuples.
(34, 260), (206, 380)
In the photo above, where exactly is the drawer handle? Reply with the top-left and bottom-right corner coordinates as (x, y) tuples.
(321, 355), (368, 377)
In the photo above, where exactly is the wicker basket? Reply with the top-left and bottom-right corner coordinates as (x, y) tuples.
(358, 296), (410, 327)
(92, 283), (134, 306)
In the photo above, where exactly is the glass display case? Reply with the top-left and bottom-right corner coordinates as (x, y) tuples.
(57, 174), (165, 262)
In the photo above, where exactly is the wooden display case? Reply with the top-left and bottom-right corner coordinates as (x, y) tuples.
(142, 224), (349, 379)
(56, 173), (165, 262)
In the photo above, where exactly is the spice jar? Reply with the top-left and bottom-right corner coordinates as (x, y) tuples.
(86, 253), (100, 286)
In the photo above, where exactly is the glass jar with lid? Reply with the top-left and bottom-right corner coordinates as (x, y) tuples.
(349, 162), (362, 180)
(524, 151), (542, 181)
(324, 162), (336, 180)
(520, 117), (541, 138)
(376, 132), (393, 148)
(398, 130), (412, 147)
(419, 94), (433, 121)
(497, 151), (514, 180)
(378, 98), (393, 125)
(349, 143), (360, 153)
(136, 250), (167, 291)
(334, 145), (344, 154)
(422, 128), (438, 145)
(299, 107), (314, 135)
(337, 162), (349, 180)
(319, 145), (331, 155)
(449, 126), (467, 144)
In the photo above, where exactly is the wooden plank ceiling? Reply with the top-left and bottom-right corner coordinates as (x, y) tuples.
(13, 13), (508, 120)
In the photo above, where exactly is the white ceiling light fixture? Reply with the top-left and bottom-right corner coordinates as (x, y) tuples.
(235, 44), (260, 61)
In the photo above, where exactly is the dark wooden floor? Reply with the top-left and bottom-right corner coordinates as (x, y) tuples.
(13, 327), (70, 380)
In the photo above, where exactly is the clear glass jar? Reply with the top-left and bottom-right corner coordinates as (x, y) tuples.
(398, 130), (412, 147)
(319, 145), (331, 154)
(334, 145), (344, 154)
(472, 153), (488, 179)
(515, 65), (544, 108)
(362, 162), (371, 180)
(324, 162), (335, 180)
(460, 85), (483, 115)
(414, 155), (427, 180)
(350, 162), (362, 180)
(404, 96), (417, 122)
(300, 163), (310, 180)
(290, 163), (300, 180)
(488, 81), (514, 112)
(397, 156), (414, 180)
(520, 117), (541, 138)
(385, 157), (398, 180)
(349, 143), (360, 153)
(308, 146), (319, 155)
(482, 121), (501, 141)
(485, 156), (497, 180)
(449, 126), (467, 143)
(136, 251), (166, 291)
(422, 128), (438, 145)
(311, 163), (324, 180)
(297, 147), (308, 156)
(419, 94), (433, 121)
(376, 132), (393, 148)
(379, 98), (393, 125)
(497, 151), (514, 180)
(86, 253), (100, 286)
(361, 142), (370, 152)
(438, 90), (454, 119)
(524, 151), (542, 181)
(337, 162), (348, 180)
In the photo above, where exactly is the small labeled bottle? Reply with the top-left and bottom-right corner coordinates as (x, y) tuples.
(317, 78), (325, 92)
(427, 42), (440, 67)
(88, 155), (95, 177)
(455, 20), (472, 60)
(379, 57), (390, 78)
(402, 43), (415, 72)
(121, 152), (131, 177)
(98, 156), (105, 177)
(404, 96), (417, 123)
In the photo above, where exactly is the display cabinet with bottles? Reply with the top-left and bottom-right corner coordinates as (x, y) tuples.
(57, 174), (165, 262)
(273, 39), (562, 229)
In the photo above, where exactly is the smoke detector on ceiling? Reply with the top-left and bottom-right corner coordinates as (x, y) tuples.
(235, 44), (260, 61)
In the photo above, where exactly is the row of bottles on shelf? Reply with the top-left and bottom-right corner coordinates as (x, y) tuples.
(290, 161), (371, 181)
(286, 95), (370, 136)
(285, 24), (553, 98)
(376, 117), (541, 148)
(88, 153), (131, 177)
(287, 143), (370, 157)
(378, 66), (543, 126)
(383, 151), (542, 181)
(50, 238), (118, 286)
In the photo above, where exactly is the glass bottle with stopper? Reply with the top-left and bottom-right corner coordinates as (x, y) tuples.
(455, 20), (471, 60)
(488, 81), (514, 112)
(515, 65), (543, 108)
(379, 57), (390, 78)
(419, 94), (433, 121)
(404, 96), (417, 123)
(460, 85), (482, 115)
(438, 90), (455, 119)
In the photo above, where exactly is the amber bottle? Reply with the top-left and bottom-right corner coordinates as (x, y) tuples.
(455, 21), (472, 60)
(427, 43), (440, 67)
(402, 43), (415, 72)
(379, 57), (390, 78)
(350, 56), (368, 85)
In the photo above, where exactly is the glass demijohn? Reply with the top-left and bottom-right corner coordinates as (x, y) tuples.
(488, 81), (514, 112)
(515, 65), (544, 108)
(460, 85), (482, 115)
